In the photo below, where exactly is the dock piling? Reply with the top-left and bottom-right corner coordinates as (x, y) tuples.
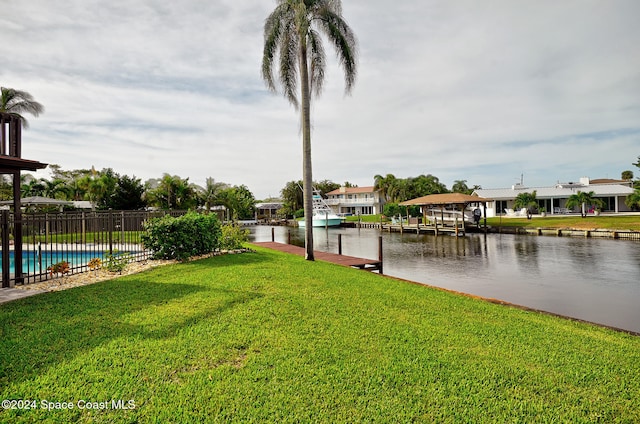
(378, 236), (383, 274)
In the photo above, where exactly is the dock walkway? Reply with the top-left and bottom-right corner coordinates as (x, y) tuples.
(252, 242), (382, 273)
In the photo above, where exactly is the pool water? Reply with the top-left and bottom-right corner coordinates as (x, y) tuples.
(0, 250), (107, 273)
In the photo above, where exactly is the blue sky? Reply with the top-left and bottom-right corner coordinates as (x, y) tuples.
(2, 0), (639, 199)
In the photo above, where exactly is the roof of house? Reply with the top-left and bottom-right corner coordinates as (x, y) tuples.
(400, 193), (491, 206)
(255, 202), (283, 209)
(474, 184), (634, 200)
(590, 178), (632, 186)
(326, 186), (376, 195)
(0, 196), (73, 206)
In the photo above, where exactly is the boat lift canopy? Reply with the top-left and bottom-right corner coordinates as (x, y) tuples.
(400, 193), (492, 232)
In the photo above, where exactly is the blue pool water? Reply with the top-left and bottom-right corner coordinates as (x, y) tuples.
(0, 250), (108, 273)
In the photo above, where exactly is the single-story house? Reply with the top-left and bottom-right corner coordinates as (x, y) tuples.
(255, 202), (283, 221)
(473, 177), (635, 217)
(325, 186), (384, 216)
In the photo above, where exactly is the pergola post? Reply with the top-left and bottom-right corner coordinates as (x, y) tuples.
(0, 112), (47, 287)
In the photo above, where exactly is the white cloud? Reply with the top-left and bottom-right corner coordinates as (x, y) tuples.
(2, 0), (639, 198)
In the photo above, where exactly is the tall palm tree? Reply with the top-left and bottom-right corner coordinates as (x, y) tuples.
(0, 87), (44, 129)
(262, 0), (358, 260)
(374, 174), (397, 203)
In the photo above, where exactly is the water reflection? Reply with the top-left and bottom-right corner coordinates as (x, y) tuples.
(250, 226), (640, 333)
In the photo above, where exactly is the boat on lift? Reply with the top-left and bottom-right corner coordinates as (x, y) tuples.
(298, 191), (343, 228)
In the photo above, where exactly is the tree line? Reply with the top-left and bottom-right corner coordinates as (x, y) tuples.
(0, 165), (256, 220)
(276, 174), (480, 219)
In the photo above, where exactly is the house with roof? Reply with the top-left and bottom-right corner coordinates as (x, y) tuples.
(473, 177), (635, 217)
(255, 201), (284, 221)
(325, 186), (384, 216)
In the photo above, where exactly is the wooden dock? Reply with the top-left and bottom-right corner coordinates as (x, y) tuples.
(252, 242), (383, 273)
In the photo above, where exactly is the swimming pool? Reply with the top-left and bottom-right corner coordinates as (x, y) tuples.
(1, 250), (109, 273)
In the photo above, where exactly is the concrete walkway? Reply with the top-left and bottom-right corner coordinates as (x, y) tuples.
(0, 287), (46, 304)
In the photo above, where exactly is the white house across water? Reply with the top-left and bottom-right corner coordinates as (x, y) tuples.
(473, 177), (635, 217)
(325, 186), (384, 216)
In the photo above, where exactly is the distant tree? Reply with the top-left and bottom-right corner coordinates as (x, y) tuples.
(0, 87), (44, 128)
(219, 185), (256, 221)
(42, 178), (69, 200)
(315, 180), (340, 197)
(262, 0), (358, 260)
(374, 174), (398, 202)
(565, 191), (603, 218)
(621, 170), (634, 181)
(452, 180), (471, 194)
(145, 174), (198, 210)
(21, 176), (46, 197)
(625, 190), (640, 211)
(104, 174), (146, 210)
(199, 177), (228, 212)
(280, 180), (304, 218)
(77, 168), (118, 209)
(0, 176), (12, 200)
(633, 155), (640, 171)
(406, 174), (448, 200)
(383, 202), (405, 218)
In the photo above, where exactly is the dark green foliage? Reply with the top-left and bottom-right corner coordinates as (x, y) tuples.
(103, 174), (146, 210)
(383, 202), (406, 217)
(141, 212), (222, 260)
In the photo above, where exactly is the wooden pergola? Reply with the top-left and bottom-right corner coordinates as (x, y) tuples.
(0, 112), (48, 287)
(400, 193), (492, 233)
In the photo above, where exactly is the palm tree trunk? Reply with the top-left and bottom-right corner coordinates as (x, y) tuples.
(299, 42), (314, 260)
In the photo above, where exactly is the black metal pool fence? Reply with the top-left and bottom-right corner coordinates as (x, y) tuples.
(0, 210), (187, 287)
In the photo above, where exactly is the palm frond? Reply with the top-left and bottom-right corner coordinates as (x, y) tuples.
(0, 87), (44, 129)
(307, 29), (326, 97)
(315, 9), (358, 93)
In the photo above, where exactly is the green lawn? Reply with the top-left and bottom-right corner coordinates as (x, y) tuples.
(1, 247), (639, 423)
(487, 215), (640, 231)
(347, 213), (640, 231)
(26, 231), (144, 245)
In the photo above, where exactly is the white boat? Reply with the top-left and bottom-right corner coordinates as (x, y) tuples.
(425, 208), (475, 226)
(298, 192), (343, 228)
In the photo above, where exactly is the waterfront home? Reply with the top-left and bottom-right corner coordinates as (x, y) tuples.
(473, 177), (635, 217)
(325, 186), (384, 216)
(255, 202), (284, 221)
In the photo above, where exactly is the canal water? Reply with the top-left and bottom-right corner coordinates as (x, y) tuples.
(250, 226), (640, 334)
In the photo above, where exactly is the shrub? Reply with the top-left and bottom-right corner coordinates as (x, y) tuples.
(141, 212), (222, 261)
(47, 261), (70, 276)
(219, 224), (249, 250)
(104, 252), (132, 273)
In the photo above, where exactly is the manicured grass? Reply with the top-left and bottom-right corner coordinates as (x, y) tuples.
(1, 247), (639, 422)
(29, 231), (144, 244)
(348, 214), (640, 231)
(344, 214), (384, 223)
(487, 215), (640, 231)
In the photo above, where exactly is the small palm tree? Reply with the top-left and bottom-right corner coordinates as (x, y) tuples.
(625, 190), (640, 211)
(513, 191), (538, 217)
(565, 191), (603, 218)
(262, 0), (358, 260)
(0, 87), (44, 129)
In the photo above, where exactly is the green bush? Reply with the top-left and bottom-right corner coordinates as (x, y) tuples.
(104, 252), (133, 273)
(141, 212), (222, 261)
(219, 224), (249, 250)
